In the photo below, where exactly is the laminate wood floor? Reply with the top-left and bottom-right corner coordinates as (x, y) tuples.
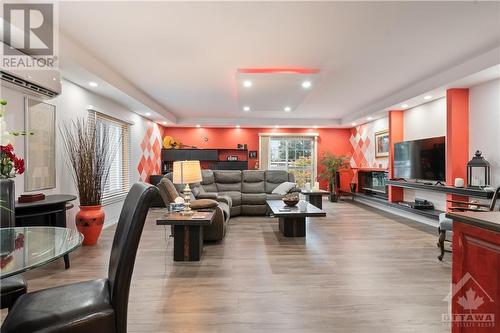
(2, 200), (452, 333)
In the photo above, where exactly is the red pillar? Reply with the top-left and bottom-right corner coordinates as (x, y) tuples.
(446, 89), (469, 207)
(388, 110), (404, 202)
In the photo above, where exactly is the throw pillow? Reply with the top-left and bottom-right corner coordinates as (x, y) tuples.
(271, 181), (297, 195)
(191, 199), (218, 209)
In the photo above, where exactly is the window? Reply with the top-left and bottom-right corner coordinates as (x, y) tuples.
(88, 110), (131, 204)
(268, 136), (316, 187)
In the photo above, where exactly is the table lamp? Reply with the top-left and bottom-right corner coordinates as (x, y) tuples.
(172, 160), (202, 215)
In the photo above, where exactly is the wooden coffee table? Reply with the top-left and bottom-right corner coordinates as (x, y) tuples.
(266, 200), (326, 237)
(300, 189), (330, 209)
(156, 211), (215, 261)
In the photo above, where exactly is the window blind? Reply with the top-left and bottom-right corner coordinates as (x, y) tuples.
(88, 110), (131, 204)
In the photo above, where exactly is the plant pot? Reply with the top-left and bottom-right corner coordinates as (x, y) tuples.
(329, 193), (339, 202)
(76, 205), (105, 245)
(0, 178), (15, 228)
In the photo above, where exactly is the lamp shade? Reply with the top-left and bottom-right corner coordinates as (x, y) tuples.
(172, 160), (202, 184)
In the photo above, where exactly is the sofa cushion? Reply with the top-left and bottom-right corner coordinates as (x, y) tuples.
(272, 181), (297, 195)
(157, 178), (179, 205)
(214, 170), (242, 183)
(242, 205), (268, 216)
(265, 170), (293, 193)
(242, 193), (267, 205)
(242, 170), (265, 182)
(219, 191), (242, 206)
(191, 199), (218, 209)
(201, 170), (218, 192)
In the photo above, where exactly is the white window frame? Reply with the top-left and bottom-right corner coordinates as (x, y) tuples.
(88, 107), (132, 205)
(259, 133), (318, 182)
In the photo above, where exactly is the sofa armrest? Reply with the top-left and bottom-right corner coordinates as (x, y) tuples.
(197, 192), (218, 200)
(216, 195), (232, 207)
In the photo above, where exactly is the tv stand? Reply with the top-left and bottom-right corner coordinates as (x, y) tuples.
(386, 180), (494, 198)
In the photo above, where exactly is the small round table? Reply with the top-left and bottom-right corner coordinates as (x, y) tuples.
(0, 227), (83, 279)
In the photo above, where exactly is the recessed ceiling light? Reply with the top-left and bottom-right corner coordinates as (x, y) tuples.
(351, 122), (356, 126)
(367, 117), (373, 121)
(424, 95), (432, 100)
(284, 106), (291, 112)
(274, 125), (279, 129)
(243, 80), (252, 88)
(162, 121), (167, 125)
(236, 125), (240, 128)
(313, 125), (318, 129)
(88, 82), (98, 87)
(243, 106), (251, 112)
(302, 81), (312, 88)
(196, 124), (201, 128)
(401, 104), (409, 108)
(145, 112), (151, 116)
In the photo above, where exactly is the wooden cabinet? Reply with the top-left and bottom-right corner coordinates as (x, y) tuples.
(161, 148), (248, 173)
(451, 216), (500, 333)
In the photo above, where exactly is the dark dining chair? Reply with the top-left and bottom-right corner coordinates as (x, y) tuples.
(1, 182), (159, 333)
(0, 275), (27, 310)
(438, 186), (500, 261)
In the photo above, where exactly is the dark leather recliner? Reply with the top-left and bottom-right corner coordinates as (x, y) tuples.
(1, 182), (158, 333)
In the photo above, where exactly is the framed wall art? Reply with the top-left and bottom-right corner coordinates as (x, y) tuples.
(374, 130), (389, 158)
(24, 97), (56, 191)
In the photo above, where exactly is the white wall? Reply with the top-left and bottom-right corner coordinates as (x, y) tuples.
(403, 97), (447, 210)
(1, 79), (151, 228)
(404, 97), (446, 141)
(469, 78), (500, 187)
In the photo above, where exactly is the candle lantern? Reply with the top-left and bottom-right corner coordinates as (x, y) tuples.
(467, 151), (490, 188)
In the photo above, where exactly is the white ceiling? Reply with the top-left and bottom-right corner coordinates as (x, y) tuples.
(58, 1), (500, 127)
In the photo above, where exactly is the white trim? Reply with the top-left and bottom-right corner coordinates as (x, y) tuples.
(259, 132), (319, 137)
(86, 105), (135, 125)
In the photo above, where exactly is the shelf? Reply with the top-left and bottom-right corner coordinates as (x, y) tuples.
(387, 180), (494, 199)
(362, 186), (387, 194)
(354, 193), (443, 221)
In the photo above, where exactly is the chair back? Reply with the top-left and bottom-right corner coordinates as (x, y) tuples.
(489, 186), (500, 211)
(108, 182), (158, 333)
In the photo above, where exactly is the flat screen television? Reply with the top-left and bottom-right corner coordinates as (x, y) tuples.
(393, 136), (446, 181)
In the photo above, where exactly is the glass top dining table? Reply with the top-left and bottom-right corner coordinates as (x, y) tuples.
(1, 227), (83, 279)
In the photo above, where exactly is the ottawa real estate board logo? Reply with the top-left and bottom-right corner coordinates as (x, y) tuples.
(442, 272), (495, 329)
(2, 2), (58, 70)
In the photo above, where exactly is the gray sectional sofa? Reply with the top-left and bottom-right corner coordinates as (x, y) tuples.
(162, 169), (297, 216)
(193, 170), (296, 216)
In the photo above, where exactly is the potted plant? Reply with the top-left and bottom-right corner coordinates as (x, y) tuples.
(60, 118), (118, 245)
(319, 152), (350, 202)
(0, 99), (28, 227)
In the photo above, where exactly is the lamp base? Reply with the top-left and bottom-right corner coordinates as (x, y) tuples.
(182, 184), (193, 215)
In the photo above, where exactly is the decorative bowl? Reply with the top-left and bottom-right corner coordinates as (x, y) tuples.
(283, 193), (300, 207)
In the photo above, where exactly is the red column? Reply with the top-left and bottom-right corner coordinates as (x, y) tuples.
(388, 110), (404, 202)
(446, 89), (469, 207)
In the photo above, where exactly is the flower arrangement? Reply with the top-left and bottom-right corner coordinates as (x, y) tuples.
(0, 144), (25, 178)
(0, 99), (27, 179)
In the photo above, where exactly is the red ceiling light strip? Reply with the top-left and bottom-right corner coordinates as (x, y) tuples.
(238, 68), (319, 74)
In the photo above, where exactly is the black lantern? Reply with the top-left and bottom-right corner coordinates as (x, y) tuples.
(467, 151), (490, 188)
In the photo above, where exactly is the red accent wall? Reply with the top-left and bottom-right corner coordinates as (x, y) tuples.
(388, 110), (404, 202)
(446, 88), (469, 207)
(160, 127), (352, 191)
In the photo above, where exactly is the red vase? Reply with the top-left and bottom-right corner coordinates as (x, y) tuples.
(75, 205), (105, 246)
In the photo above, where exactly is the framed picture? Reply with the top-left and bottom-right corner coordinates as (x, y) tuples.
(375, 130), (389, 158)
(24, 97), (56, 191)
(249, 151), (258, 159)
